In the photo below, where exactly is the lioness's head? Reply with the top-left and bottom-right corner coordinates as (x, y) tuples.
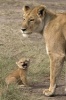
(21, 5), (46, 37)
(16, 58), (30, 69)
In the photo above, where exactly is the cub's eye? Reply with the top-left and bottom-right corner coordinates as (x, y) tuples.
(30, 19), (34, 22)
(20, 62), (23, 63)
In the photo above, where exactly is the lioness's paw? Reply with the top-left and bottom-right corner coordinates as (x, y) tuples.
(43, 89), (54, 96)
(43, 84), (56, 96)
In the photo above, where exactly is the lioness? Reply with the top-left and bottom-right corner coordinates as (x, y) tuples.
(21, 5), (66, 96)
(5, 58), (30, 88)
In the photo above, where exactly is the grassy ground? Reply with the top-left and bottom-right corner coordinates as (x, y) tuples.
(0, 0), (66, 100)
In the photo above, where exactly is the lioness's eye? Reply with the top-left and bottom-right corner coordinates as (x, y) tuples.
(23, 18), (25, 20)
(30, 19), (34, 22)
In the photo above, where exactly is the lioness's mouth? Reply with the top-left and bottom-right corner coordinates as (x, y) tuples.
(21, 29), (32, 37)
(22, 33), (28, 37)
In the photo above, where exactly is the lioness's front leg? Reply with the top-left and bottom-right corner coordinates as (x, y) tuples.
(43, 53), (65, 96)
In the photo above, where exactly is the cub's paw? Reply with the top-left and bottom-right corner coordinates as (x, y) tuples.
(17, 84), (31, 89)
(43, 84), (56, 97)
(17, 85), (25, 89)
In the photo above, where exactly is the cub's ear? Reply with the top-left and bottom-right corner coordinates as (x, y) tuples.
(22, 5), (30, 12)
(37, 5), (46, 17)
(26, 58), (30, 62)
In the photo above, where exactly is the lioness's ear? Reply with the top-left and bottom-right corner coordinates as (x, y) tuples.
(22, 5), (30, 12)
(46, 9), (56, 17)
(38, 5), (45, 17)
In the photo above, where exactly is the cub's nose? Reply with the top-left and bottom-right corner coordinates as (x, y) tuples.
(21, 28), (26, 32)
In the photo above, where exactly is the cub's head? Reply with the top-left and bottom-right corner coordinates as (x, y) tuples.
(21, 5), (46, 37)
(16, 58), (30, 69)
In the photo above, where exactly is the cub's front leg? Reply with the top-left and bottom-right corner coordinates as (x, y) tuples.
(20, 74), (29, 87)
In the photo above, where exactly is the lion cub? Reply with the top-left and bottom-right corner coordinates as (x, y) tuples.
(5, 58), (30, 88)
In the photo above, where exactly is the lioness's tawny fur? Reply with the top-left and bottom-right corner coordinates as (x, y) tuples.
(21, 5), (66, 96)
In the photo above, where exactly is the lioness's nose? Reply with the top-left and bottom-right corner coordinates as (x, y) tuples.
(21, 28), (26, 32)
